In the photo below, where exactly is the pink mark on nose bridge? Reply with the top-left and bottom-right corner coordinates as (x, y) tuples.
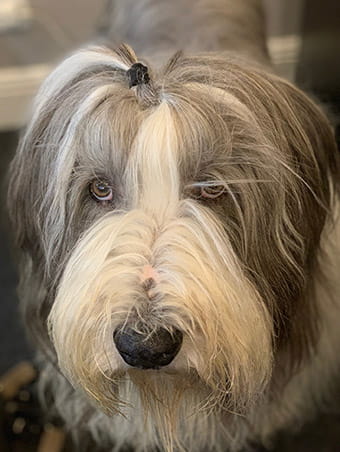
(140, 265), (159, 301)
(140, 265), (159, 284)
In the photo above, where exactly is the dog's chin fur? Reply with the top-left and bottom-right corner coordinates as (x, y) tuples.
(7, 0), (340, 451)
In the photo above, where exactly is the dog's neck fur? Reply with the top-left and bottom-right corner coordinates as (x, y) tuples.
(106, 0), (270, 65)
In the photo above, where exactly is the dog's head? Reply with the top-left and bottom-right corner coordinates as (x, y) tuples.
(8, 44), (339, 443)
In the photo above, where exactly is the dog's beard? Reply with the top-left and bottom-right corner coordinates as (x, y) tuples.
(48, 201), (273, 446)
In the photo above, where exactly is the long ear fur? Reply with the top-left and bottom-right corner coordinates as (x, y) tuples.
(250, 73), (340, 366)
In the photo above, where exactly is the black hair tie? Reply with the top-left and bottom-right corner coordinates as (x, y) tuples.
(127, 63), (150, 88)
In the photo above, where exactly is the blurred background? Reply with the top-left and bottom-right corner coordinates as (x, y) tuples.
(0, 0), (339, 451)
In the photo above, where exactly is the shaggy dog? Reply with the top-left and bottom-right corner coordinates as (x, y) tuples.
(8, 0), (340, 451)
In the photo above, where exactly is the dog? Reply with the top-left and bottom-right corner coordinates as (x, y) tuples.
(7, 0), (340, 451)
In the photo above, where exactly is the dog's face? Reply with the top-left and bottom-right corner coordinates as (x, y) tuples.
(8, 45), (339, 442)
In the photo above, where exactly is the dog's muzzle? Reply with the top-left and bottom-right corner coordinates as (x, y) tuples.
(113, 326), (183, 369)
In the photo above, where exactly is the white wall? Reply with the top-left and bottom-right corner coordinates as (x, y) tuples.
(29, 0), (106, 44)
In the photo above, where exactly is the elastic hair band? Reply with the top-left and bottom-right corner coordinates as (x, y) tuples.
(127, 63), (150, 88)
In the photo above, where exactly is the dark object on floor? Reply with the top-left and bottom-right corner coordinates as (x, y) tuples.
(0, 361), (66, 452)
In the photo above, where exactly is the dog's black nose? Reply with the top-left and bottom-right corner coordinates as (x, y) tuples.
(113, 326), (183, 369)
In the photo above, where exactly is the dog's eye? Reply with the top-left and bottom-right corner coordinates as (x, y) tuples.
(199, 185), (225, 199)
(188, 184), (226, 200)
(89, 180), (113, 202)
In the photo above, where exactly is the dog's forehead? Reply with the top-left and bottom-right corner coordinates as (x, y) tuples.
(31, 47), (280, 194)
(75, 80), (244, 183)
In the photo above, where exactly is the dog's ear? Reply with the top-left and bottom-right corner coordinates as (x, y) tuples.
(222, 65), (340, 366)
(262, 76), (340, 365)
(8, 110), (56, 264)
(241, 68), (339, 246)
(265, 75), (340, 271)
(7, 104), (62, 348)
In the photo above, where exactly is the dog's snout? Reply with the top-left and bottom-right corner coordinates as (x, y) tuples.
(113, 326), (183, 369)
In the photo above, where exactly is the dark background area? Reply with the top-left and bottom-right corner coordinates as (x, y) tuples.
(0, 0), (340, 450)
(0, 131), (31, 372)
